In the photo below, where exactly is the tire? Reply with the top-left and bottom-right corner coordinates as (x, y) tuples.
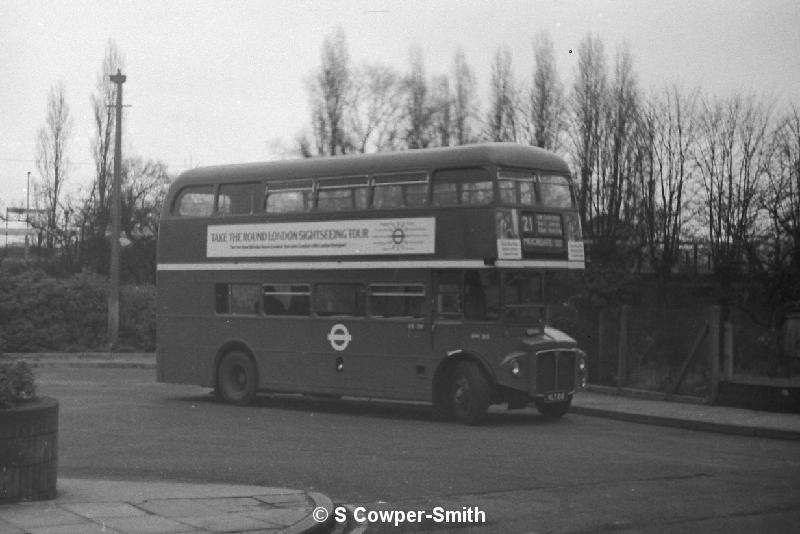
(534, 397), (572, 419)
(216, 350), (258, 406)
(431, 384), (452, 421)
(449, 361), (491, 425)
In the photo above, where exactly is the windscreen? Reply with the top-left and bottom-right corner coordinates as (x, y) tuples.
(498, 171), (574, 208)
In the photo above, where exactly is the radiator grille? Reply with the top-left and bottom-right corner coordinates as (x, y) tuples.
(536, 351), (576, 393)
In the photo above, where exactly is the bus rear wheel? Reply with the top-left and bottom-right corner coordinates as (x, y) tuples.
(216, 350), (258, 406)
(449, 361), (490, 426)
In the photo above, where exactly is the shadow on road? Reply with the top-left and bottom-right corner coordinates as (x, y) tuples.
(167, 391), (565, 427)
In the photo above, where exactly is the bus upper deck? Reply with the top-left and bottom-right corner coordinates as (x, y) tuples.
(158, 143), (584, 271)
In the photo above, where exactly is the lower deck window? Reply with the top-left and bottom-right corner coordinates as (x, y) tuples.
(314, 283), (365, 316)
(215, 284), (260, 315)
(369, 284), (425, 318)
(263, 284), (310, 316)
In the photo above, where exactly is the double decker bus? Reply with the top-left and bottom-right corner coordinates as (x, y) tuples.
(156, 143), (587, 424)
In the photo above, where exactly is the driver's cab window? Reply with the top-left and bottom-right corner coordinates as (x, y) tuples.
(502, 272), (544, 323)
(464, 270), (500, 320)
(435, 270), (499, 320)
(435, 272), (462, 317)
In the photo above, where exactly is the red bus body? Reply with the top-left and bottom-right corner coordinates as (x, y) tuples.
(157, 143), (587, 424)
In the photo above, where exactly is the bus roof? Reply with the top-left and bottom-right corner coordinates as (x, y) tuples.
(171, 143), (571, 187)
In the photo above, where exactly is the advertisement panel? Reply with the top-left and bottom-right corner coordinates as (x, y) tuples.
(207, 217), (436, 258)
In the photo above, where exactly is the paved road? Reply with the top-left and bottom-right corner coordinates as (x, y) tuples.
(38, 367), (800, 533)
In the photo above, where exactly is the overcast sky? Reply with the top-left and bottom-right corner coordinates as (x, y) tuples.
(1, 0), (798, 211)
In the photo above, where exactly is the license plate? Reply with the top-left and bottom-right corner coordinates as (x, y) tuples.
(544, 391), (567, 403)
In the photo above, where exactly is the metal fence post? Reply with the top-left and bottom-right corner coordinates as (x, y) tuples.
(617, 304), (630, 388)
(707, 305), (721, 404)
(597, 308), (605, 384)
(723, 321), (734, 381)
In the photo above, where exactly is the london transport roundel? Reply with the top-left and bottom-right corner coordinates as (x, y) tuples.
(327, 323), (352, 351)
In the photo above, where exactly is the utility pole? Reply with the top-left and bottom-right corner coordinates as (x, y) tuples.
(25, 171), (30, 262)
(108, 69), (126, 348)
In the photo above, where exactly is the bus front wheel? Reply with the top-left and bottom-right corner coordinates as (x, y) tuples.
(449, 361), (490, 426)
(216, 350), (258, 406)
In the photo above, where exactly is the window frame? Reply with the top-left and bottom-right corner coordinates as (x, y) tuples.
(313, 283), (366, 317)
(216, 182), (259, 216)
(368, 283), (426, 319)
(173, 185), (216, 217)
(316, 175), (370, 212)
(371, 172), (429, 209)
(265, 179), (314, 214)
(262, 284), (311, 316)
(498, 169), (575, 209)
(214, 283), (261, 316)
(432, 167), (494, 207)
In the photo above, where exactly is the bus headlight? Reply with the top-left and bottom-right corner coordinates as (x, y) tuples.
(576, 352), (588, 389)
(510, 358), (521, 376)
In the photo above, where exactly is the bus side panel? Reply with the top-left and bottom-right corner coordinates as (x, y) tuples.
(156, 270), (210, 386)
(156, 316), (200, 385)
(265, 318), (432, 401)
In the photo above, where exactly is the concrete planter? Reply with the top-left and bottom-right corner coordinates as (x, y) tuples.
(0, 397), (58, 503)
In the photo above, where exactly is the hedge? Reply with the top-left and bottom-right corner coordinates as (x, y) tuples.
(0, 269), (156, 352)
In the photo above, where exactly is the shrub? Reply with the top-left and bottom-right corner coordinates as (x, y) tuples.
(0, 269), (106, 351)
(0, 359), (36, 408)
(120, 284), (157, 351)
(0, 268), (156, 352)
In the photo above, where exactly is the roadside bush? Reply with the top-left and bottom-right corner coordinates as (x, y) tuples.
(0, 268), (156, 352)
(0, 359), (36, 408)
(0, 269), (105, 351)
(120, 284), (157, 351)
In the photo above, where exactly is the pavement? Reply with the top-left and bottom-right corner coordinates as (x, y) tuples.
(572, 387), (800, 441)
(2, 352), (799, 533)
(0, 479), (342, 534)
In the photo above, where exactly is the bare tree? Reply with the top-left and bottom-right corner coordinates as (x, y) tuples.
(594, 43), (640, 243)
(430, 74), (453, 147)
(696, 93), (774, 285)
(452, 48), (478, 145)
(346, 63), (404, 153)
(569, 34), (607, 230)
(35, 82), (73, 248)
(639, 86), (699, 285)
(524, 32), (565, 151)
(403, 46), (434, 149)
(752, 105), (800, 335)
(484, 46), (518, 142)
(305, 27), (353, 156)
(119, 156), (170, 282)
(764, 105), (800, 275)
(81, 40), (125, 272)
(89, 40), (125, 231)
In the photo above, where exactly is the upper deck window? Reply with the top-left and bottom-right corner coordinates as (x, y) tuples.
(266, 180), (313, 213)
(372, 173), (428, 209)
(498, 171), (574, 208)
(317, 176), (369, 212)
(217, 182), (257, 215)
(538, 175), (573, 208)
(173, 185), (215, 217)
(432, 168), (493, 206)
